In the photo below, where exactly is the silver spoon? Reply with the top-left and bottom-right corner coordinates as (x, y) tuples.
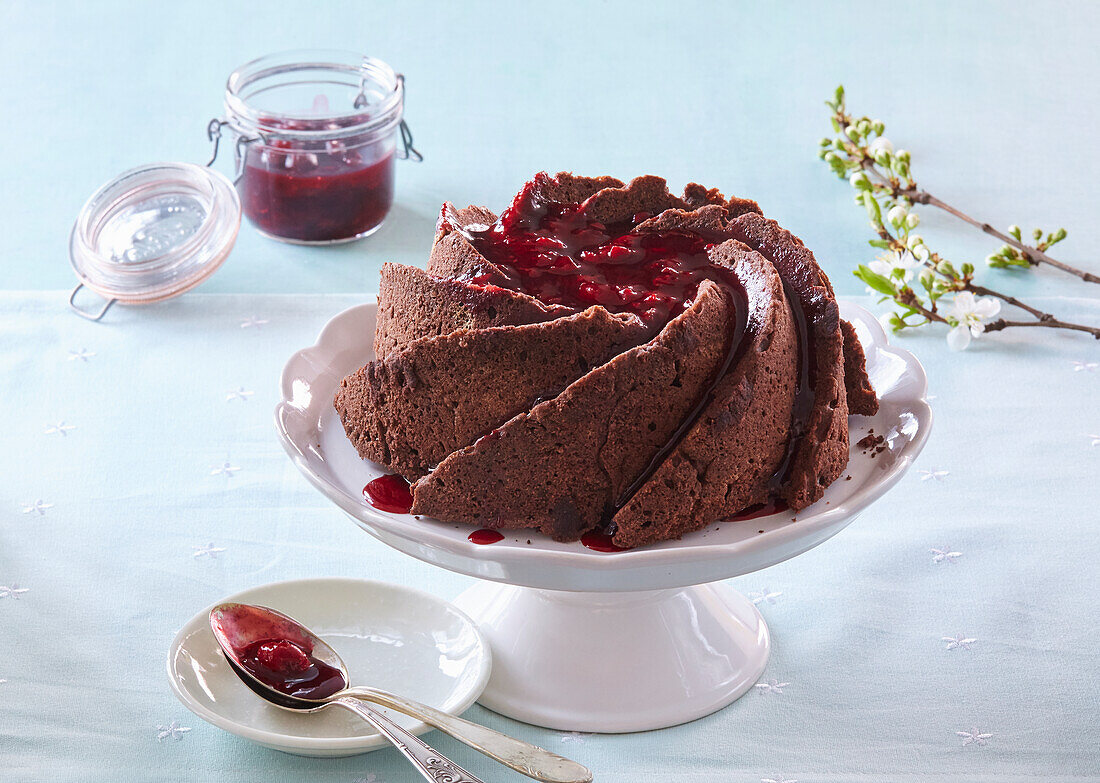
(209, 602), (592, 783)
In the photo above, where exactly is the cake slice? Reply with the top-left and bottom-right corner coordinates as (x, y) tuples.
(335, 307), (649, 479)
(840, 319), (879, 416)
(726, 212), (850, 510)
(410, 280), (737, 541)
(374, 263), (577, 358)
(611, 241), (799, 547)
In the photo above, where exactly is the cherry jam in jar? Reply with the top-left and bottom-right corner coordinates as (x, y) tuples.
(224, 51), (410, 244)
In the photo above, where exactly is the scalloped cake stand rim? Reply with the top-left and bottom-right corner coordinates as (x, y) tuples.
(275, 299), (932, 594)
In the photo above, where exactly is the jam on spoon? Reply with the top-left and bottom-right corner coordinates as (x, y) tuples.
(236, 638), (346, 701)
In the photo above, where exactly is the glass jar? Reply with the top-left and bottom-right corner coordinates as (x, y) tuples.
(224, 51), (415, 245)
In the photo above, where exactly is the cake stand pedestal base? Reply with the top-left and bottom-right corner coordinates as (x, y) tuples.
(453, 580), (770, 733)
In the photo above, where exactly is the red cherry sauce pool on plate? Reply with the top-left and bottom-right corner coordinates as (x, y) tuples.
(468, 528), (505, 545)
(239, 121), (395, 242)
(238, 639), (346, 700)
(363, 474), (413, 513)
(580, 532), (629, 552)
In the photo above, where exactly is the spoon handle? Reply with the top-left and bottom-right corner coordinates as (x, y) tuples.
(333, 696), (485, 783)
(341, 686), (592, 783)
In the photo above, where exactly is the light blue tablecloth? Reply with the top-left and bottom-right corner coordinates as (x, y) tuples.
(2, 1), (1099, 780)
(2, 292), (1098, 782)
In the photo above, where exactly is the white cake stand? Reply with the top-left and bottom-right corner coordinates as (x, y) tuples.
(276, 301), (931, 732)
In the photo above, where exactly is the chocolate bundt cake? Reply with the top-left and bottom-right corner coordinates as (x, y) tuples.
(335, 172), (878, 547)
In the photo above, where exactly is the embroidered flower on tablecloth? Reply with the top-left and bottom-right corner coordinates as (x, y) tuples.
(156, 721), (191, 741)
(68, 348), (95, 362)
(748, 588), (782, 605)
(210, 461), (241, 479)
(754, 679), (789, 695)
(21, 500), (53, 515)
(44, 421), (76, 436)
(0, 584), (29, 599)
(192, 543), (227, 559)
(931, 547), (962, 564)
(240, 316), (269, 329)
(942, 634), (977, 650)
(919, 469), (949, 482)
(560, 731), (592, 744)
(956, 727), (993, 746)
(226, 387), (254, 402)
(1070, 361), (1098, 372)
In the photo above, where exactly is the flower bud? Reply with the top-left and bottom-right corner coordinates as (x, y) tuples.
(871, 120), (885, 135)
(886, 205), (908, 226)
(905, 213), (920, 229)
(849, 172), (870, 190)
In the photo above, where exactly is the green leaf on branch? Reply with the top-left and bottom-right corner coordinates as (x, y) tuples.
(854, 264), (898, 296)
(862, 192), (882, 224)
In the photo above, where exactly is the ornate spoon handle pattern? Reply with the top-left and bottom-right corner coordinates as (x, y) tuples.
(333, 696), (484, 783)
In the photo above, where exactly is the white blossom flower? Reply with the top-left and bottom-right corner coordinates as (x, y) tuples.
(911, 243), (931, 262)
(946, 292), (1001, 351)
(868, 137), (894, 157)
(869, 249), (921, 283)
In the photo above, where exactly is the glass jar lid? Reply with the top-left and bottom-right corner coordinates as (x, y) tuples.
(69, 162), (240, 318)
(225, 50), (404, 143)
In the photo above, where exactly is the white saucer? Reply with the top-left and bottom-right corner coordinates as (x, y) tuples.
(166, 578), (491, 757)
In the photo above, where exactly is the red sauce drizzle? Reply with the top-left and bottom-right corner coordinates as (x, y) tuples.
(363, 474), (413, 514)
(580, 532), (629, 552)
(468, 528), (505, 545)
(458, 173), (726, 327)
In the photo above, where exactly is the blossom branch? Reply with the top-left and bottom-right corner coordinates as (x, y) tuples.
(821, 85), (1100, 349)
(904, 192), (1099, 284)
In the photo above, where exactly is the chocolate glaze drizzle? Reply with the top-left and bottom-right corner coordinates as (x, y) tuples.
(611, 273), (749, 515)
(767, 275), (816, 492)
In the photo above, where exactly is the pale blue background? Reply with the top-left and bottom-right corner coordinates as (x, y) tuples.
(2, 2), (1099, 782)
